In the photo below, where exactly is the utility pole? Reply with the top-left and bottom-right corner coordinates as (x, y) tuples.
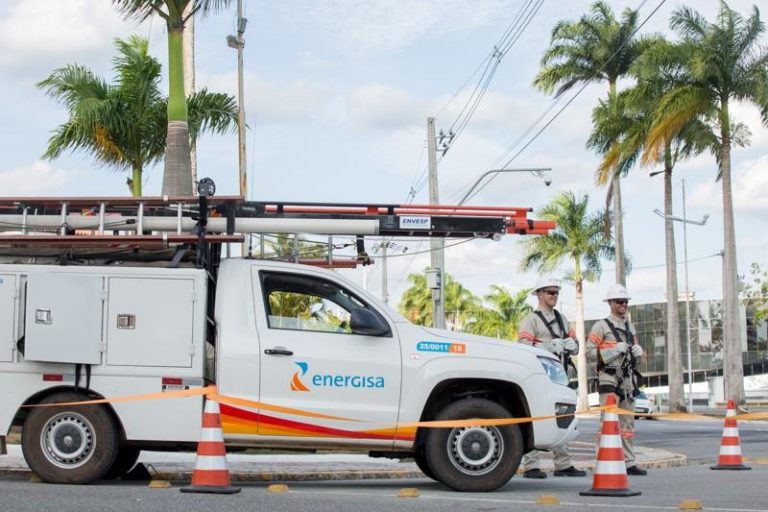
(427, 117), (445, 329)
(227, 0), (247, 198)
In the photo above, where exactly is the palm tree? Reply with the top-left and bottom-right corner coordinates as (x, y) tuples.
(399, 272), (433, 326)
(466, 286), (532, 340)
(534, 1), (648, 286)
(112, 0), (233, 195)
(589, 61), (718, 412)
(644, 1), (768, 404)
(38, 36), (237, 196)
(444, 275), (481, 331)
(519, 192), (614, 409)
(399, 271), (479, 330)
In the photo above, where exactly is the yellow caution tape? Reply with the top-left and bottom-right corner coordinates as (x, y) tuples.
(20, 384), (768, 429)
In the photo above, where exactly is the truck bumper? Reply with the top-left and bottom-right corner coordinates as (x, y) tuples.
(526, 376), (579, 449)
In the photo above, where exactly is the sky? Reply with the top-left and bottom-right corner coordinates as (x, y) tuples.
(0, 0), (766, 322)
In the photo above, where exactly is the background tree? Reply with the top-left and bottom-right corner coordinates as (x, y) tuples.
(398, 271), (479, 330)
(644, 1), (768, 404)
(112, 0), (233, 195)
(534, 1), (646, 286)
(589, 53), (718, 412)
(38, 36), (237, 196)
(742, 263), (768, 324)
(519, 191), (614, 409)
(466, 286), (532, 340)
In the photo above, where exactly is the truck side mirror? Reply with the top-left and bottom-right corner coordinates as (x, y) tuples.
(350, 308), (390, 337)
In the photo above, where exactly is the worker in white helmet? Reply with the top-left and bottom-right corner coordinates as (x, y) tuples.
(587, 283), (647, 476)
(517, 277), (586, 478)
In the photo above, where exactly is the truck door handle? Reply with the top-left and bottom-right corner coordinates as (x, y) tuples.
(264, 348), (293, 356)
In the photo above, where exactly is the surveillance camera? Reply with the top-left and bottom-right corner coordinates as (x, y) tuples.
(544, 176), (552, 186)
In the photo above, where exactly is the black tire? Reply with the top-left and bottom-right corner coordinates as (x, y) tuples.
(104, 446), (141, 479)
(424, 398), (523, 492)
(414, 449), (436, 480)
(21, 392), (119, 484)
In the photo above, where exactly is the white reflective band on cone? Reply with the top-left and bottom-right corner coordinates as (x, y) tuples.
(593, 461), (627, 474)
(723, 428), (740, 437)
(719, 446), (742, 456)
(599, 435), (623, 449)
(192, 456), (229, 471)
(201, 428), (225, 442)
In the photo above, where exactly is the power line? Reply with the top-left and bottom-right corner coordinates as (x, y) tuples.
(450, 0), (665, 203)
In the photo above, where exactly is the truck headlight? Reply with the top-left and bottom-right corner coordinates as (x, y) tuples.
(538, 356), (569, 386)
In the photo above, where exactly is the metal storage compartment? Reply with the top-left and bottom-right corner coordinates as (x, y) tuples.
(0, 274), (17, 362)
(23, 273), (103, 364)
(106, 277), (195, 368)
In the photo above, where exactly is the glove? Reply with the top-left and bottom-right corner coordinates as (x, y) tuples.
(615, 342), (629, 354)
(563, 337), (578, 354)
(631, 344), (644, 358)
(550, 338), (564, 356)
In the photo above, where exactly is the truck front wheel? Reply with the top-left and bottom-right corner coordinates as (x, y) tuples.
(424, 398), (522, 492)
(22, 392), (119, 484)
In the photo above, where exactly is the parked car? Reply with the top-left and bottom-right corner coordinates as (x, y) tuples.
(634, 391), (658, 419)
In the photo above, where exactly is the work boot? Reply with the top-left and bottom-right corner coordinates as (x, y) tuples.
(553, 466), (587, 477)
(523, 468), (547, 479)
(626, 465), (648, 476)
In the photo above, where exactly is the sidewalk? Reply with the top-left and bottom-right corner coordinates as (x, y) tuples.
(0, 442), (686, 483)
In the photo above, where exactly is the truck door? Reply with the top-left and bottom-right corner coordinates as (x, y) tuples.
(252, 268), (402, 446)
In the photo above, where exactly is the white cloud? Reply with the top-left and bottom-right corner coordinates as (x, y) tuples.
(0, 161), (79, 195)
(277, 0), (509, 54)
(0, 0), (133, 71)
(689, 155), (768, 213)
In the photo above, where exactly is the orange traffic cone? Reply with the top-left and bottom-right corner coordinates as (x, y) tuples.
(710, 399), (750, 471)
(580, 394), (640, 497)
(181, 398), (241, 494)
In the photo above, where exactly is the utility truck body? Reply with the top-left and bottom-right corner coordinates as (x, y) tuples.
(0, 195), (577, 491)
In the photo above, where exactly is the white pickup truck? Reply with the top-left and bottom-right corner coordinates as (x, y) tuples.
(0, 257), (577, 491)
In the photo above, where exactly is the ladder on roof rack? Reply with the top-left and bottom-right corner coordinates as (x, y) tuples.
(0, 195), (555, 267)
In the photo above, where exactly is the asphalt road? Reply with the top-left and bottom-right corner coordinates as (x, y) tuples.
(576, 416), (768, 464)
(1, 464), (767, 512)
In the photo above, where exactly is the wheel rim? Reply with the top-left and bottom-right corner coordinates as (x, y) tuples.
(40, 412), (96, 469)
(446, 425), (504, 476)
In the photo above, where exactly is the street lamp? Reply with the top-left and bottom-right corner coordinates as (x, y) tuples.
(458, 168), (552, 205)
(654, 179), (709, 412)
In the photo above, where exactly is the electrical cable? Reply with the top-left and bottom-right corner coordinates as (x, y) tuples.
(452, 0), (665, 204)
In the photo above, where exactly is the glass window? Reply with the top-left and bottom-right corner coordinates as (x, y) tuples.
(260, 271), (376, 334)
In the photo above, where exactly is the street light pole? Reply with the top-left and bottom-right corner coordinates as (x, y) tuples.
(654, 180), (709, 412)
(227, 0), (247, 198)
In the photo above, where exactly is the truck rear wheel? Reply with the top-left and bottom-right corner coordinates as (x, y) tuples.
(424, 398), (522, 492)
(21, 392), (119, 484)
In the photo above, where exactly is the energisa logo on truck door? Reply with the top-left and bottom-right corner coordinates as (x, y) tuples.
(290, 362), (385, 391)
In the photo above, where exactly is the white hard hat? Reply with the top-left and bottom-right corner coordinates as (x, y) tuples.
(532, 276), (561, 295)
(605, 283), (631, 301)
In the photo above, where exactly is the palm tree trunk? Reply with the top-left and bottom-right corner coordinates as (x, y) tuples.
(663, 152), (685, 412)
(613, 177), (626, 285)
(608, 80), (626, 286)
(162, 26), (193, 196)
(574, 273), (588, 411)
(131, 165), (142, 197)
(720, 100), (745, 404)
(183, 5), (197, 190)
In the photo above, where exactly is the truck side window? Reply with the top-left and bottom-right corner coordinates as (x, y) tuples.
(260, 271), (370, 335)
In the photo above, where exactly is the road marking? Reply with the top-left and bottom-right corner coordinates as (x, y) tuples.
(290, 489), (768, 512)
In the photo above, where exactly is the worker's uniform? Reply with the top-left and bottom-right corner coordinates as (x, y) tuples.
(586, 314), (640, 469)
(517, 308), (577, 472)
